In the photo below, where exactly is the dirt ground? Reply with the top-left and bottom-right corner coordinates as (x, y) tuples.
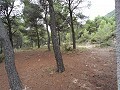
(0, 47), (117, 90)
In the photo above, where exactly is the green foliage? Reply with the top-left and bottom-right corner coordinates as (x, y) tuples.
(63, 43), (72, 51)
(84, 20), (97, 34)
(22, 1), (47, 48)
(23, 2), (43, 26)
(0, 0), (115, 50)
(78, 29), (90, 43)
(62, 33), (72, 51)
(77, 16), (115, 46)
(91, 23), (113, 44)
(53, 0), (70, 33)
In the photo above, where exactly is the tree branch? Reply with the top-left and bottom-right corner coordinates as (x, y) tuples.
(12, 30), (17, 35)
(1, 18), (9, 26)
(8, 1), (15, 16)
(72, 0), (82, 12)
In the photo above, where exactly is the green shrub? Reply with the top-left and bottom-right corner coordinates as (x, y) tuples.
(100, 40), (112, 47)
(63, 43), (72, 51)
(78, 29), (91, 43)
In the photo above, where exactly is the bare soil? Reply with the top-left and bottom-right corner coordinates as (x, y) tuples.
(0, 47), (117, 90)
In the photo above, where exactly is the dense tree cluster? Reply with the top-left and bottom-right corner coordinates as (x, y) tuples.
(0, 0), (118, 90)
(77, 16), (115, 46)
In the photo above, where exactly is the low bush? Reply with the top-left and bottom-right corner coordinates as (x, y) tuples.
(63, 43), (72, 51)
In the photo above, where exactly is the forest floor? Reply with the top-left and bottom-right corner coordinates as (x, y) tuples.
(0, 47), (117, 90)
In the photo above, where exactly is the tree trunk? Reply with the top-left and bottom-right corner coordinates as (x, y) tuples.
(58, 30), (61, 46)
(0, 41), (2, 54)
(46, 25), (51, 50)
(68, 0), (76, 49)
(36, 26), (40, 48)
(45, 6), (51, 51)
(47, 0), (65, 73)
(7, 16), (13, 47)
(0, 19), (23, 90)
(115, 0), (120, 89)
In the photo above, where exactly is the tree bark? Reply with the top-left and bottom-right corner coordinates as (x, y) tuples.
(45, 6), (51, 51)
(6, 16), (13, 47)
(0, 19), (23, 90)
(46, 25), (51, 50)
(58, 30), (61, 46)
(36, 26), (40, 48)
(68, 0), (76, 49)
(0, 41), (2, 54)
(115, 0), (120, 89)
(47, 0), (65, 73)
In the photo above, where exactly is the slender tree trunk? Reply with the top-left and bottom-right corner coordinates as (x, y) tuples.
(0, 19), (23, 90)
(58, 30), (61, 46)
(45, 6), (51, 51)
(0, 41), (2, 54)
(47, 0), (65, 73)
(7, 16), (13, 47)
(115, 0), (120, 89)
(36, 26), (40, 48)
(46, 25), (51, 50)
(68, 0), (76, 49)
(8, 26), (13, 47)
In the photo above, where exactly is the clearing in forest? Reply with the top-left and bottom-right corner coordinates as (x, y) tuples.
(0, 47), (117, 90)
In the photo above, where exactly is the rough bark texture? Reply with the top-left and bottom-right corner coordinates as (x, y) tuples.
(0, 41), (2, 54)
(0, 19), (23, 90)
(115, 0), (120, 89)
(58, 30), (61, 46)
(68, 0), (76, 49)
(45, 6), (51, 51)
(47, 0), (65, 72)
(6, 16), (13, 47)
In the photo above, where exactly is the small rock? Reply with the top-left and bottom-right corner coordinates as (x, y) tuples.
(72, 78), (78, 83)
(38, 59), (40, 61)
